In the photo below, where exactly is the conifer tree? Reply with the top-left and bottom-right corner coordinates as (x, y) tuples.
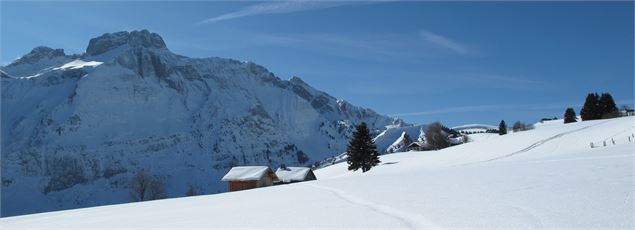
(346, 122), (380, 172)
(580, 93), (600, 121)
(564, 108), (577, 124)
(498, 120), (507, 135)
(599, 93), (618, 118)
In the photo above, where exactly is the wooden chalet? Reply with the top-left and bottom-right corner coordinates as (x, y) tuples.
(407, 142), (431, 151)
(221, 166), (279, 192)
(275, 166), (317, 184)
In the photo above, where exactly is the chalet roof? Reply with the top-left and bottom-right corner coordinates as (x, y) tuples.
(275, 167), (313, 183)
(408, 142), (427, 147)
(221, 166), (278, 181)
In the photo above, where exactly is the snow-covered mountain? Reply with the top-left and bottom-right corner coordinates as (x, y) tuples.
(2, 117), (632, 228)
(373, 124), (426, 153)
(0, 30), (403, 217)
(385, 132), (413, 153)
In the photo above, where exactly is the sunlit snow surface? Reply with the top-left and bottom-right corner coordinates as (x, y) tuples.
(2, 117), (633, 229)
(14, 59), (102, 79)
(53, 59), (103, 70)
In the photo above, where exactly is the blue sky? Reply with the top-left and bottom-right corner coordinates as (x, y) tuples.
(2, 1), (633, 127)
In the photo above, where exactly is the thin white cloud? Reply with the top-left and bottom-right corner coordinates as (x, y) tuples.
(239, 31), (439, 61)
(456, 74), (550, 90)
(391, 105), (507, 117)
(419, 29), (468, 54)
(391, 103), (579, 117)
(199, 1), (357, 24)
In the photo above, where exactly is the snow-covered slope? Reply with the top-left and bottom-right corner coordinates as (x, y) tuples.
(385, 131), (413, 153)
(3, 117), (632, 228)
(0, 30), (403, 217)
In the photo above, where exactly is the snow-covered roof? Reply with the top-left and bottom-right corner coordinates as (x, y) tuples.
(221, 166), (277, 181)
(275, 167), (313, 183)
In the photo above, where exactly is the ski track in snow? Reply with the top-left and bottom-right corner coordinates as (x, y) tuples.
(305, 184), (444, 230)
(626, 192), (632, 204)
(507, 205), (543, 228)
(519, 153), (632, 164)
(484, 120), (612, 162)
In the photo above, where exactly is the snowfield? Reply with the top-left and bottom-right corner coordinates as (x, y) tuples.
(53, 59), (103, 71)
(2, 117), (633, 229)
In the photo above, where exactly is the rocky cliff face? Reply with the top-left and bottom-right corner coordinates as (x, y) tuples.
(86, 30), (167, 56)
(1, 30), (403, 216)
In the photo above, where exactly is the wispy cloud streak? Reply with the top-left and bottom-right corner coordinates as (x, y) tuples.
(391, 105), (508, 117)
(200, 1), (357, 24)
(390, 103), (580, 117)
(419, 30), (468, 54)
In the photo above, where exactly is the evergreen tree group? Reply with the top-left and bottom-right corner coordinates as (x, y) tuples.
(498, 120), (507, 135)
(512, 121), (534, 132)
(580, 93), (618, 121)
(346, 122), (380, 172)
(564, 108), (577, 124)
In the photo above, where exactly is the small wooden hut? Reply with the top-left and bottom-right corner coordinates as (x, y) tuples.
(275, 166), (317, 184)
(221, 166), (279, 192)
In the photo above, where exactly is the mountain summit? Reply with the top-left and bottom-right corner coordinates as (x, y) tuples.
(8, 46), (66, 66)
(86, 30), (167, 55)
(1, 30), (403, 216)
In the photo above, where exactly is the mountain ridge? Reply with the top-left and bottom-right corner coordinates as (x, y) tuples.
(1, 30), (403, 217)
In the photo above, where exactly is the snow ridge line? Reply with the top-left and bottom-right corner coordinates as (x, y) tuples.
(484, 120), (612, 162)
(304, 183), (444, 230)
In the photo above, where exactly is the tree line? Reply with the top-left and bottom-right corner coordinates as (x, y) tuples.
(563, 92), (619, 124)
(499, 92), (621, 135)
(497, 120), (534, 135)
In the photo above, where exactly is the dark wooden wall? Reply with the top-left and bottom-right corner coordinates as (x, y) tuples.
(229, 180), (258, 192)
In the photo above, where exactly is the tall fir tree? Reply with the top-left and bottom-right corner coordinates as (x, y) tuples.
(599, 93), (618, 118)
(564, 107), (577, 124)
(346, 122), (381, 172)
(498, 120), (507, 135)
(580, 93), (600, 121)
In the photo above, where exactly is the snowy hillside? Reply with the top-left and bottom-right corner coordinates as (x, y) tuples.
(0, 30), (403, 216)
(2, 117), (632, 228)
(452, 123), (497, 133)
